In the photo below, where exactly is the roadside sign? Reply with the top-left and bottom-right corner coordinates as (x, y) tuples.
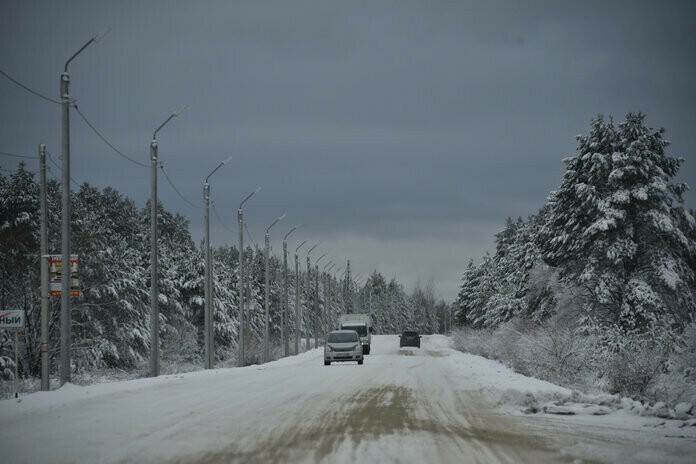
(49, 254), (80, 296)
(0, 310), (25, 329)
(1, 310), (25, 398)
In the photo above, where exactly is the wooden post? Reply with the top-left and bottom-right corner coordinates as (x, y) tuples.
(15, 328), (19, 398)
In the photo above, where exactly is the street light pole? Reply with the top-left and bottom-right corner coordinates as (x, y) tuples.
(282, 225), (300, 356)
(294, 240), (306, 354)
(314, 254), (326, 348)
(339, 269), (347, 314)
(39, 144), (49, 391)
(203, 156), (232, 369)
(331, 266), (343, 330)
(60, 27), (110, 386)
(306, 244), (319, 349)
(322, 261), (334, 337)
(238, 187), (260, 367)
(149, 105), (186, 378)
(264, 214), (285, 363)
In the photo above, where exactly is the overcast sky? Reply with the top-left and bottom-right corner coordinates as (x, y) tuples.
(1, 1), (694, 301)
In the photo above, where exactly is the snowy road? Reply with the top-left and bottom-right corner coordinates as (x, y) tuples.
(2, 335), (695, 463)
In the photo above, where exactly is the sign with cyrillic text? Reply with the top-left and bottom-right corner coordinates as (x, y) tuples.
(0, 311), (25, 329)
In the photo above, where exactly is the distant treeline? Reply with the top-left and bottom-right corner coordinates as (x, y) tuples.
(0, 166), (447, 379)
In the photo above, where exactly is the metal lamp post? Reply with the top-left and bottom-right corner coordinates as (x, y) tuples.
(282, 225), (300, 356)
(339, 269), (347, 314)
(314, 253), (326, 348)
(264, 214), (285, 363)
(203, 156), (232, 369)
(149, 104), (187, 378)
(331, 266), (343, 329)
(294, 240), (306, 354)
(323, 262), (335, 336)
(238, 187), (261, 367)
(305, 244), (319, 349)
(59, 28), (110, 386)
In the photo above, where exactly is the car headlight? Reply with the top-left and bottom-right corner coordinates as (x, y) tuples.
(325, 345), (333, 352)
(353, 344), (361, 351)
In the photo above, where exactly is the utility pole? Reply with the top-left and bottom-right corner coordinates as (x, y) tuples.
(344, 260), (352, 315)
(60, 67), (71, 386)
(203, 184), (210, 368)
(324, 273), (328, 336)
(149, 136), (158, 377)
(294, 240), (305, 354)
(314, 253), (326, 348)
(264, 214), (284, 363)
(306, 244), (318, 349)
(59, 28), (110, 385)
(322, 262), (334, 338)
(323, 273), (328, 337)
(238, 187), (260, 367)
(208, 244), (213, 361)
(332, 267), (343, 329)
(238, 211), (243, 366)
(282, 241), (287, 356)
(39, 144), (49, 391)
(314, 264), (320, 348)
(203, 157), (232, 369)
(282, 226), (299, 356)
(306, 256), (311, 350)
(149, 106), (186, 378)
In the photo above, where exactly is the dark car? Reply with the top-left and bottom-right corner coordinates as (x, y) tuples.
(399, 330), (421, 348)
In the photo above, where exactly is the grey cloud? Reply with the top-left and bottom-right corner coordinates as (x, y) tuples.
(1, 0), (694, 302)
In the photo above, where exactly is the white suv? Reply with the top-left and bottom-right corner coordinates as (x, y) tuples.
(324, 330), (364, 366)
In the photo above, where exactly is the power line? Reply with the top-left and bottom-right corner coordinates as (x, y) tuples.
(72, 104), (149, 168)
(46, 165), (61, 182)
(0, 69), (61, 105)
(159, 164), (201, 209)
(244, 223), (257, 248)
(46, 150), (81, 189)
(1, 152), (60, 182)
(212, 201), (235, 234)
(0, 150), (39, 160)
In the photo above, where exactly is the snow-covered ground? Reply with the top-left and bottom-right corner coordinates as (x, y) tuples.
(1, 335), (694, 463)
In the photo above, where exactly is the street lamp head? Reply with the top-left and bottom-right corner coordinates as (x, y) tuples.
(173, 104), (188, 117)
(93, 27), (111, 42)
(64, 27), (110, 72)
(154, 105), (187, 140)
(316, 253), (327, 265)
(266, 213), (285, 234)
(240, 186), (261, 209)
(206, 155), (233, 183)
(295, 240), (307, 253)
(307, 243), (320, 256)
(285, 224), (301, 241)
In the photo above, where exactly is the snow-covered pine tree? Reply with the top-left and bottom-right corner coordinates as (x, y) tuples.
(540, 113), (696, 336)
(454, 260), (478, 327)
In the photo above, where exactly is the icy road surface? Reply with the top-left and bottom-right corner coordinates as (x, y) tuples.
(2, 335), (695, 463)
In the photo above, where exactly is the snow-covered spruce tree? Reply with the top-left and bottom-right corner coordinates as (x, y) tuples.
(540, 113), (695, 338)
(454, 260), (478, 327)
(463, 253), (496, 328)
(0, 164), (41, 378)
(213, 245), (239, 358)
